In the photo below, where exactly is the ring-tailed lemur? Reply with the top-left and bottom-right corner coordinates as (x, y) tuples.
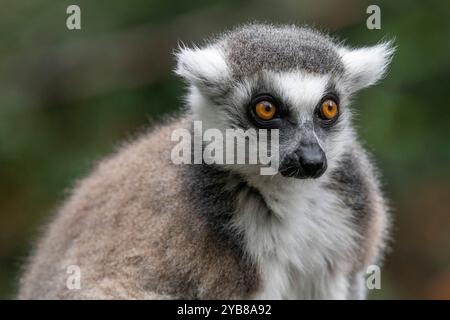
(18, 24), (394, 299)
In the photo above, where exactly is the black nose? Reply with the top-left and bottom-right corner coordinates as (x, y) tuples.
(295, 144), (327, 178)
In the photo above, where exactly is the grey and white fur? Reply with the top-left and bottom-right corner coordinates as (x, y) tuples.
(18, 24), (394, 299)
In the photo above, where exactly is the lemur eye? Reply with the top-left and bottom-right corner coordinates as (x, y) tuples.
(320, 99), (338, 120)
(255, 101), (277, 120)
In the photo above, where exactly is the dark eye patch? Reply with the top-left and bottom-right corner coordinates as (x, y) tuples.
(247, 93), (289, 129)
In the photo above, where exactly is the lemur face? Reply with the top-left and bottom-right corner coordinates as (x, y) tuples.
(176, 24), (394, 179)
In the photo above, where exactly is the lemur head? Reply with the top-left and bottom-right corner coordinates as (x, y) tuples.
(176, 24), (394, 179)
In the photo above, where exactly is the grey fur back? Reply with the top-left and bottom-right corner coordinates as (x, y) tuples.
(18, 116), (259, 299)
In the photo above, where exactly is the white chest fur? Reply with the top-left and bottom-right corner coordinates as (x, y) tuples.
(233, 176), (359, 299)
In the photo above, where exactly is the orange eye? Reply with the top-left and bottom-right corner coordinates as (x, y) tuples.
(255, 101), (277, 120)
(320, 99), (338, 120)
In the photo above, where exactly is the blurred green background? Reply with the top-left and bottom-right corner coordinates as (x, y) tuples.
(1, 0), (449, 299)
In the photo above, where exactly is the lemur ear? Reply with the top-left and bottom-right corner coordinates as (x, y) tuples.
(175, 45), (230, 97)
(338, 41), (395, 93)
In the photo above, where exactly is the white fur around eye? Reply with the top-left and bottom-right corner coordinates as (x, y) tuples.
(338, 41), (395, 93)
(268, 71), (330, 114)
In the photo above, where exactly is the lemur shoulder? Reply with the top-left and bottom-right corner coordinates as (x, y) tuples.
(19, 24), (394, 299)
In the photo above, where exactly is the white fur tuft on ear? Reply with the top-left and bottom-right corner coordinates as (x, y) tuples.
(338, 41), (395, 92)
(175, 45), (230, 90)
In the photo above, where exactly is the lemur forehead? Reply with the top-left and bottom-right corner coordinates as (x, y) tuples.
(220, 24), (344, 77)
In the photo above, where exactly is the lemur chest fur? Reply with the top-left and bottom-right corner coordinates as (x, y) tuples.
(232, 176), (359, 299)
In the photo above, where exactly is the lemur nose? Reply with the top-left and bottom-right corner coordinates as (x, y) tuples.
(296, 144), (327, 178)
